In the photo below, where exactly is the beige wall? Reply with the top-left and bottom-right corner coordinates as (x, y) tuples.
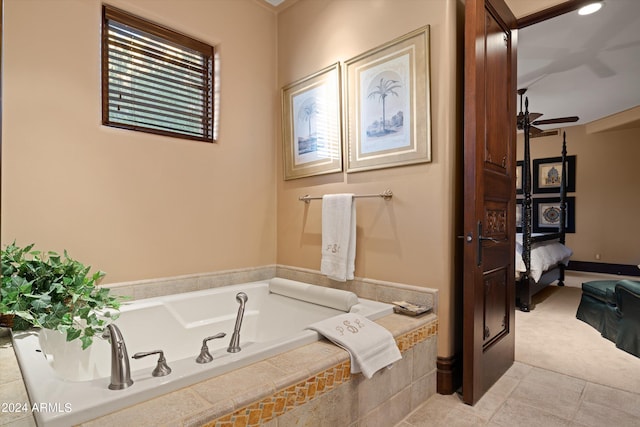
(1, 0), (278, 283)
(517, 123), (640, 266)
(275, 0), (460, 357)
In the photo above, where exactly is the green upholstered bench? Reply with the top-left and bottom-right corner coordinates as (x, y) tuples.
(576, 280), (618, 338)
(576, 279), (640, 358)
(615, 280), (640, 358)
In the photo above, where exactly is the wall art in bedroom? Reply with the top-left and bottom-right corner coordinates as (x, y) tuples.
(533, 155), (576, 194)
(516, 160), (524, 194)
(533, 196), (575, 233)
(281, 63), (342, 180)
(516, 199), (524, 233)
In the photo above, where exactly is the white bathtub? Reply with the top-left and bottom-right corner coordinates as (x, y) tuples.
(11, 279), (393, 427)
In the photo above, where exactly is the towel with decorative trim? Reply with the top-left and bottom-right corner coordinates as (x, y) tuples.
(321, 194), (356, 282)
(306, 313), (402, 379)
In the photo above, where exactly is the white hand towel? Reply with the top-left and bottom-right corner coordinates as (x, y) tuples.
(307, 313), (402, 379)
(321, 194), (356, 282)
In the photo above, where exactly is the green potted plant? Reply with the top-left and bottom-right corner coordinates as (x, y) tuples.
(1, 241), (123, 349)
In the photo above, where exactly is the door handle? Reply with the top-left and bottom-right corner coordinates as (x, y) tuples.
(476, 221), (507, 265)
(479, 235), (504, 243)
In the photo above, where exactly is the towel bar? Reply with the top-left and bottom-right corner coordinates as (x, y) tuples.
(298, 189), (393, 204)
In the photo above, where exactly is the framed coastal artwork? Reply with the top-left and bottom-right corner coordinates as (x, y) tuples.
(533, 196), (576, 233)
(533, 155), (576, 194)
(281, 63), (342, 180)
(343, 26), (431, 172)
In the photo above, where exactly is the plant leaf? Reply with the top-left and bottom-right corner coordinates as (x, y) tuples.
(80, 335), (93, 350)
(12, 310), (35, 322)
(30, 295), (51, 311)
(66, 327), (81, 342)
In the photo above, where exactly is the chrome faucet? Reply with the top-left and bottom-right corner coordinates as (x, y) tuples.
(103, 324), (134, 390)
(133, 350), (172, 377)
(227, 292), (248, 353)
(196, 332), (226, 363)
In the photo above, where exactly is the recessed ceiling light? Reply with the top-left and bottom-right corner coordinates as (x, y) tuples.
(578, 2), (603, 15)
(264, 0), (286, 6)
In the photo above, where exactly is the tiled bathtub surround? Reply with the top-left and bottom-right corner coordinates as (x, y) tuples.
(102, 265), (438, 315)
(1, 266), (438, 426)
(80, 314), (437, 426)
(103, 265), (278, 301)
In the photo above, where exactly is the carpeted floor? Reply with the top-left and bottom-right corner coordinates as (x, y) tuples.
(515, 275), (640, 394)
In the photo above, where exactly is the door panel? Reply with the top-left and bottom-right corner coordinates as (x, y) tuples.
(463, 0), (517, 405)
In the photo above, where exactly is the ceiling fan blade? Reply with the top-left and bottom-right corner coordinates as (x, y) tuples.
(532, 116), (579, 126)
(529, 112), (544, 122)
(529, 126), (543, 135)
(516, 111), (543, 129)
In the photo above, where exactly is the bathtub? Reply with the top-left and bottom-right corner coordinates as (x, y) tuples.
(11, 278), (393, 427)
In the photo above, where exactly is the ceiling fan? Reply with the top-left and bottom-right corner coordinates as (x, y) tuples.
(516, 88), (579, 137)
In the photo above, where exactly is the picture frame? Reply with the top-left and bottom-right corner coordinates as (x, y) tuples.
(516, 199), (524, 233)
(343, 26), (431, 173)
(281, 63), (342, 180)
(533, 155), (576, 194)
(533, 196), (575, 233)
(516, 161), (524, 194)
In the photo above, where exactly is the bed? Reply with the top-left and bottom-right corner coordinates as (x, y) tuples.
(516, 102), (573, 312)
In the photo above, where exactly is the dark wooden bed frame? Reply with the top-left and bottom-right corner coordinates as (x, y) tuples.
(517, 99), (568, 312)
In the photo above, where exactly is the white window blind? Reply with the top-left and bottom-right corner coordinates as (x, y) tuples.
(102, 6), (215, 142)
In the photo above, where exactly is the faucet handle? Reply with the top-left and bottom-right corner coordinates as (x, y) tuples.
(196, 332), (226, 364)
(132, 350), (172, 377)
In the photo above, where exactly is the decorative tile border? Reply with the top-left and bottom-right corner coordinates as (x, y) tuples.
(206, 319), (438, 427)
(396, 321), (438, 352)
(205, 361), (352, 427)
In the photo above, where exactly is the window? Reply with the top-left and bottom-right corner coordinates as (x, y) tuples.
(102, 5), (215, 142)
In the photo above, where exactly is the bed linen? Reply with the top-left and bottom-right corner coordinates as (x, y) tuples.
(515, 233), (573, 282)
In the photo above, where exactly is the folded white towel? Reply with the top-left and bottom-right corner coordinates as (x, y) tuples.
(321, 194), (356, 282)
(307, 313), (402, 379)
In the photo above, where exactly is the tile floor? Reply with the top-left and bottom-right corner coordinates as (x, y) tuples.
(397, 361), (640, 427)
(398, 271), (640, 427)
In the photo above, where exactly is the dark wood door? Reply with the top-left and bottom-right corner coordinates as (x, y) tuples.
(463, 0), (518, 405)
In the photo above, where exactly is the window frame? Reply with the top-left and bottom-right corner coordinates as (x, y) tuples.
(101, 5), (216, 142)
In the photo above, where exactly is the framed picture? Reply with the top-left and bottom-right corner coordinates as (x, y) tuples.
(516, 199), (524, 233)
(533, 155), (576, 193)
(533, 196), (575, 233)
(281, 63), (342, 180)
(516, 161), (524, 194)
(343, 26), (431, 173)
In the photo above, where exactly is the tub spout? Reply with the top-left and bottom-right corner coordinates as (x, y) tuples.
(227, 292), (248, 353)
(103, 324), (134, 390)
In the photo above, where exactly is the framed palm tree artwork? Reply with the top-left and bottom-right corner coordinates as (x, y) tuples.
(281, 63), (342, 180)
(344, 26), (431, 172)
